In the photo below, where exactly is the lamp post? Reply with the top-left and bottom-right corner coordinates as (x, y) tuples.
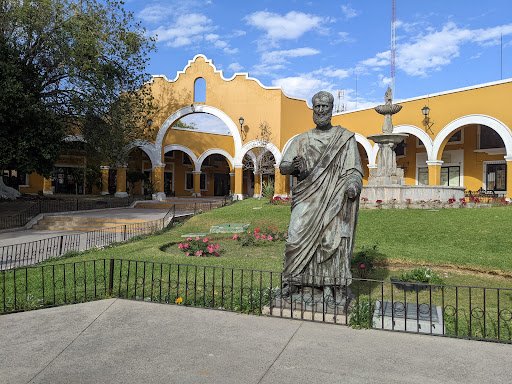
(421, 105), (434, 134)
(239, 117), (246, 140)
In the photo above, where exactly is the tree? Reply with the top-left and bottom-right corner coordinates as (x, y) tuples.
(0, 34), (65, 198)
(0, 0), (156, 194)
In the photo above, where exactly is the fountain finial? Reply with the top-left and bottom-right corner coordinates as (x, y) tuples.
(385, 87), (392, 105)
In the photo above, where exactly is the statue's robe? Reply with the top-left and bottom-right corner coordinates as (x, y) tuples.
(280, 126), (363, 287)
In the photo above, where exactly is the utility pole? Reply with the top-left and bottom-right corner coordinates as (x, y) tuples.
(391, 0), (396, 98)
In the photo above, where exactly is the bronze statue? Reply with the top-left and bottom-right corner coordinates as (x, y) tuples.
(279, 91), (363, 301)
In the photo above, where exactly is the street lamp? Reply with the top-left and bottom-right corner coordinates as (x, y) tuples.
(421, 105), (434, 134)
(239, 117), (246, 140)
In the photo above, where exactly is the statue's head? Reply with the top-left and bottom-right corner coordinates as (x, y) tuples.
(312, 91), (334, 127)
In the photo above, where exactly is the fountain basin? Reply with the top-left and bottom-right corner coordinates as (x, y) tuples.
(361, 185), (466, 203)
(368, 133), (408, 145)
(374, 104), (402, 115)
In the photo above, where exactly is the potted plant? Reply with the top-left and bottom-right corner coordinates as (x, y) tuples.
(390, 266), (445, 292)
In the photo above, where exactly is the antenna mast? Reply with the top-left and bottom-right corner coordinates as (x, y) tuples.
(391, 0), (396, 98)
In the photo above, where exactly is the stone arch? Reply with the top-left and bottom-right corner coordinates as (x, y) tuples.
(432, 115), (512, 161)
(163, 144), (200, 171)
(155, 105), (242, 162)
(282, 134), (300, 158)
(198, 148), (234, 170)
(354, 133), (375, 166)
(124, 140), (160, 168)
(393, 124), (434, 161)
(242, 150), (258, 173)
(237, 140), (282, 166)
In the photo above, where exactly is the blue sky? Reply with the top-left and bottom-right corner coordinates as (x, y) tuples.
(125, 0), (512, 126)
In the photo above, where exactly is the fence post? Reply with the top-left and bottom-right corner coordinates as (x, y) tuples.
(59, 235), (64, 255)
(38, 200), (42, 214)
(173, 204), (176, 222)
(210, 202), (212, 211)
(76, 199), (79, 211)
(108, 259), (115, 296)
(194, 202), (197, 214)
(124, 225), (127, 241)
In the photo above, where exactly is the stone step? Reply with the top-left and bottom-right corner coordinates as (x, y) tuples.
(31, 224), (125, 232)
(42, 216), (145, 224)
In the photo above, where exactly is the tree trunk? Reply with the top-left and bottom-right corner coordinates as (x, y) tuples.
(0, 176), (22, 200)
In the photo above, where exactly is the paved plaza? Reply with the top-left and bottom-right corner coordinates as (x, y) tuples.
(0, 298), (510, 384)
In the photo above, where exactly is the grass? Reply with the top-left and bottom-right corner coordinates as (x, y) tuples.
(2, 199), (512, 340)
(36, 199), (512, 277)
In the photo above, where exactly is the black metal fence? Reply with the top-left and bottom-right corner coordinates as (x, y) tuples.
(0, 198), (134, 230)
(1, 259), (510, 343)
(0, 199), (232, 270)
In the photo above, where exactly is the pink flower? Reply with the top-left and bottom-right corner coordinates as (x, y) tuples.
(267, 235), (273, 241)
(214, 243), (220, 249)
(261, 234), (266, 240)
(185, 252), (189, 256)
(195, 251), (201, 256)
(360, 264), (365, 269)
(233, 234), (238, 240)
(256, 235), (260, 240)
(208, 236), (212, 240)
(214, 252), (219, 256)
(178, 243), (183, 249)
(208, 248), (214, 254)
(203, 238), (209, 243)
(187, 238), (192, 241)
(184, 243), (189, 248)
(195, 237), (200, 241)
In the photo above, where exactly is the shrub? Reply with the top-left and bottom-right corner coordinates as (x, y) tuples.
(269, 196), (291, 205)
(392, 266), (445, 285)
(348, 295), (375, 329)
(261, 180), (275, 200)
(351, 244), (378, 278)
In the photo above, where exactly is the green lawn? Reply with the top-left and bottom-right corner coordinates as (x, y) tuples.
(3, 200), (512, 341)
(45, 199), (512, 276)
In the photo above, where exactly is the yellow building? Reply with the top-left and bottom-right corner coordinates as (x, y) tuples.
(17, 54), (512, 200)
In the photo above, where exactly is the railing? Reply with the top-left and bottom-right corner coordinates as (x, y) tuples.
(0, 218), (166, 270)
(465, 189), (507, 204)
(1, 260), (510, 343)
(0, 199), (232, 270)
(0, 197), (134, 230)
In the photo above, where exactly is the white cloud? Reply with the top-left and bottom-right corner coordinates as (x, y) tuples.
(272, 75), (332, 102)
(138, 5), (174, 24)
(245, 11), (322, 41)
(180, 113), (231, 135)
(154, 13), (213, 46)
(261, 47), (320, 64)
(228, 62), (243, 72)
(355, 22), (512, 78)
(341, 5), (360, 19)
(377, 74), (392, 87)
(397, 22), (512, 76)
(312, 67), (351, 79)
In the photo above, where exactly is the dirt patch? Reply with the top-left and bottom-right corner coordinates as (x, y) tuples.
(375, 259), (512, 280)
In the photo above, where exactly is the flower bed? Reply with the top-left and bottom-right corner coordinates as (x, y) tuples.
(232, 224), (287, 246)
(177, 236), (221, 257)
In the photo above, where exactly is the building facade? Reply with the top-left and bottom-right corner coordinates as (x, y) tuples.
(16, 54), (512, 200)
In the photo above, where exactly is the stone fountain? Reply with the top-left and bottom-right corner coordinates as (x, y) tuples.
(367, 87), (408, 186)
(361, 87), (465, 205)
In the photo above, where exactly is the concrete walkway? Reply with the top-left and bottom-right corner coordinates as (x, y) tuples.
(0, 208), (175, 246)
(0, 299), (510, 384)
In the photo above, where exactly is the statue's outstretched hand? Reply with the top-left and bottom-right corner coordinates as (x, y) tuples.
(292, 156), (306, 172)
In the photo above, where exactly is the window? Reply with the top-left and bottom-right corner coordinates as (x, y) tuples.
(394, 141), (406, 157)
(479, 126), (504, 149)
(418, 168), (429, 185)
(486, 163), (507, 191)
(194, 78), (206, 102)
(448, 130), (462, 143)
(440, 166), (460, 187)
(183, 153), (192, 165)
(185, 173), (207, 190)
